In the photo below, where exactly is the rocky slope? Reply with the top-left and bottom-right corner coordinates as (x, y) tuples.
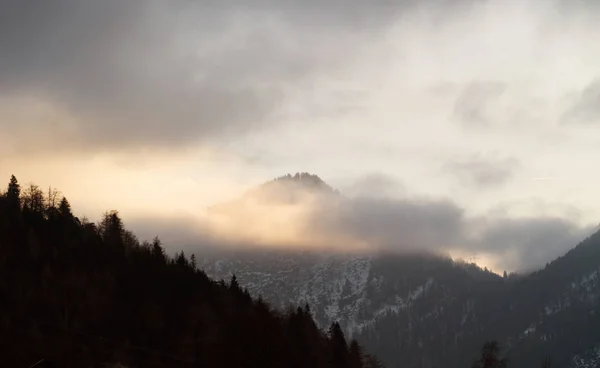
(198, 173), (600, 368)
(199, 236), (600, 368)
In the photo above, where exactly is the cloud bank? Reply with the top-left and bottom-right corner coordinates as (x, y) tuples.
(3, 0), (600, 273)
(0, 0), (412, 156)
(127, 175), (596, 273)
(4, 0), (600, 157)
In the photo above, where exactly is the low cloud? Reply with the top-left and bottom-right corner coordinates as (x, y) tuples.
(466, 216), (594, 272)
(453, 81), (506, 128)
(561, 80), (600, 125)
(122, 179), (595, 273)
(442, 154), (520, 189)
(342, 173), (406, 199)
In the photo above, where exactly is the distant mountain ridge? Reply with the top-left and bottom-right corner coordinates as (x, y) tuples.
(199, 174), (600, 368)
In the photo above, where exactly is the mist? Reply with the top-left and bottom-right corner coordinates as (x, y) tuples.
(123, 175), (596, 273)
(2, 0), (600, 272)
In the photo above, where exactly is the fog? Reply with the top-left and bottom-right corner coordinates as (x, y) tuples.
(126, 175), (596, 273)
(2, 0), (600, 272)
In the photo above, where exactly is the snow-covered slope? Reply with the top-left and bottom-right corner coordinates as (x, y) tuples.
(201, 251), (446, 336)
(197, 174), (600, 368)
(199, 250), (501, 367)
(199, 241), (600, 368)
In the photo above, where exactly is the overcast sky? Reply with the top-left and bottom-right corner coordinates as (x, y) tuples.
(1, 0), (600, 272)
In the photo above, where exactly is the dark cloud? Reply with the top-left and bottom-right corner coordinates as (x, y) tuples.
(312, 195), (594, 271)
(312, 197), (465, 251)
(122, 188), (594, 272)
(0, 0), (419, 155)
(561, 80), (600, 125)
(442, 155), (520, 189)
(467, 217), (595, 271)
(0, 0), (286, 153)
(453, 81), (506, 127)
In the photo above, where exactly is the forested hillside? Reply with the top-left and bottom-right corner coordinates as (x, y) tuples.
(202, 237), (600, 368)
(0, 175), (378, 368)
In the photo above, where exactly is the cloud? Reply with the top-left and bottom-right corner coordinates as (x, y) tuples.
(3, 0), (600, 165)
(453, 82), (506, 127)
(442, 154), (520, 189)
(119, 177), (595, 273)
(561, 80), (600, 124)
(4, 0), (600, 273)
(342, 173), (406, 199)
(311, 196), (466, 252)
(466, 216), (595, 272)
(0, 0), (285, 155)
(0, 0), (416, 157)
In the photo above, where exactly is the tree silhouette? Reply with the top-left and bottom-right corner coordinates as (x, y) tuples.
(0, 175), (380, 367)
(58, 197), (72, 218)
(541, 357), (552, 368)
(6, 174), (21, 216)
(349, 339), (364, 368)
(328, 322), (349, 368)
(473, 341), (508, 368)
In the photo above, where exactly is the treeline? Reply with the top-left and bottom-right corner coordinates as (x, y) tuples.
(471, 341), (553, 368)
(0, 176), (382, 368)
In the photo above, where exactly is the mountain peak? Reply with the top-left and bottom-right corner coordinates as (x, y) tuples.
(208, 172), (339, 215)
(261, 172), (338, 194)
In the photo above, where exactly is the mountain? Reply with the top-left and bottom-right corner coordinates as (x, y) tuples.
(208, 172), (339, 212)
(0, 175), (376, 368)
(199, 174), (600, 368)
(200, 235), (600, 368)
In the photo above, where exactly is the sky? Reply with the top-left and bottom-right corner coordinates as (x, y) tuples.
(1, 0), (600, 272)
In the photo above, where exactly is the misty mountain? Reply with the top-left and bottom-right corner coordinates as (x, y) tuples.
(200, 234), (600, 368)
(199, 174), (600, 368)
(207, 172), (339, 213)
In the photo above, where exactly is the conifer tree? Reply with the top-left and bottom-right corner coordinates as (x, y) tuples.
(58, 197), (73, 218)
(328, 322), (349, 368)
(6, 174), (20, 215)
(190, 254), (197, 270)
(473, 341), (507, 368)
(349, 339), (365, 368)
(230, 274), (240, 291)
(99, 210), (125, 247)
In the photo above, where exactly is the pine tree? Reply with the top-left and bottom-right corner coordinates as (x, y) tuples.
(328, 322), (348, 368)
(364, 354), (385, 368)
(6, 175), (20, 215)
(151, 236), (164, 260)
(176, 251), (188, 267)
(190, 254), (197, 270)
(58, 197), (73, 218)
(541, 357), (552, 368)
(229, 274), (240, 291)
(99, 210), (125, 247)
(473, 341), (507, 368)
(349, 339), (364, 368)
(304, 303), (311, 315)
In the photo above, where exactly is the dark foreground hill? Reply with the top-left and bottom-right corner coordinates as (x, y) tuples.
(0, 175), (378, 368)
